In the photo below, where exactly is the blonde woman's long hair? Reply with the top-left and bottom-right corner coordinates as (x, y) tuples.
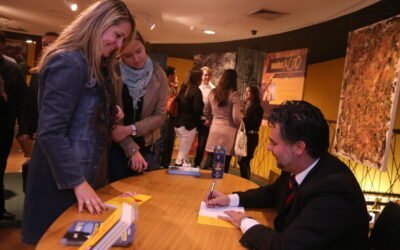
(37, 0), (135, 85)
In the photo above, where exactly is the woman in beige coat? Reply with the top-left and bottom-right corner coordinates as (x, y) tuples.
(204, 69), (241, 172)
(109, 32), (168, 181)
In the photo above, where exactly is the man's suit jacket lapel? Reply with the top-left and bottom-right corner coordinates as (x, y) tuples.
(274, 156), (326, 231)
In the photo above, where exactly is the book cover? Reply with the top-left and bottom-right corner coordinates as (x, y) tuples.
(168, 166), (201, 177)
(60, 220), (134, 246)
(105, 192), (151, 209)
(197, 201), (245, 228)
(79, 203), (137, 250)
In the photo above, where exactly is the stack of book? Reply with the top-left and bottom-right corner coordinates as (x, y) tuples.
(168, 165), (201, 177)
(61, 220), (134, 247)
(61, 202), (137, 250)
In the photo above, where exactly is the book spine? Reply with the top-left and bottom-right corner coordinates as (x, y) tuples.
(168, 170), (200, 177)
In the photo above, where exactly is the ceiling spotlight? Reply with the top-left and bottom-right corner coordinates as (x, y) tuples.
(64, 1), (78, 12)
(70, 3), (78, 12)
(149, 23), (156, 30)
(26, 40), (33, 43)
(204, 30), (216, 35)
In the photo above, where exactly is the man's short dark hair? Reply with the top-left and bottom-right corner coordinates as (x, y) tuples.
(268, 100), (329, 158)
(164, 66), (175, 77)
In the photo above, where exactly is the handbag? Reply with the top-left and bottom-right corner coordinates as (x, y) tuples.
(167, 95), (178, 117)
(234, 120), (247, 157)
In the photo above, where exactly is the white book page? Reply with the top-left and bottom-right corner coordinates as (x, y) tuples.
(198, 201), (244, 218)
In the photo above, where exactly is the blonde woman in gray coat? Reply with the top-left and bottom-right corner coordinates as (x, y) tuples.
(204, 69), (241, 172)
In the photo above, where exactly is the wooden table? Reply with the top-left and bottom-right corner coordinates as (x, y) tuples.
(37, 170), (276, 249)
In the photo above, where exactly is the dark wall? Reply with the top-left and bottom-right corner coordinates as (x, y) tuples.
(150, 0), (400, 64)
(2, 31), (42, 62)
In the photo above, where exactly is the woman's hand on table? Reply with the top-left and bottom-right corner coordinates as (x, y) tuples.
(74, 180), (106, 214)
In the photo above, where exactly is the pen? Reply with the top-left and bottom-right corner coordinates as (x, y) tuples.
(207, 181), (215, 200)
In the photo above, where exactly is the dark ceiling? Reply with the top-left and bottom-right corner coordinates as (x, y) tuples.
(150, 0), (400, 64)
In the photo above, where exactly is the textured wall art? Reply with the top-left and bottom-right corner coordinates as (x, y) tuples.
(193, 52), (236, 85)
(333, 15), (400, 171)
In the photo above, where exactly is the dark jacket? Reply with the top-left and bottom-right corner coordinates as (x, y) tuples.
(174, 84), (204, 130)
(243, 102), (263, 133)
(237, 153), (370, 250)
(243, 102), (263, 158)
(0, 55), (26, 132)
(22, 51), (110, 244)
(20, 73), (39, 136)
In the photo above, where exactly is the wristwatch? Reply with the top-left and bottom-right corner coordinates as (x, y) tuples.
(131, 124), (137, 136)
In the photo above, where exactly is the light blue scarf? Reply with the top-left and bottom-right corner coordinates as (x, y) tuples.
(119, 58), (153, 109)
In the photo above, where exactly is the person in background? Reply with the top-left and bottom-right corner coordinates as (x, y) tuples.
(204, 69), (241, 172)
(109, 31), (168, 181)
(20, 32), (59, 142)
(173, 69), (203, 166)
(0, 31), (26, 221)
(0, 32), (16, 63)
(165, 66), (178, 97)
(18, 32), (59, 193)
(159, 66), (178, 168)
(205, 101), (369, 250)
(194, 66), (215, 168)
(22, 0), (134, 243)
(238, 86), (264, 179)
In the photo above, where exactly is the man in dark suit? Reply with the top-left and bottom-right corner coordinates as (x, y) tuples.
(206, 100), (369, 250)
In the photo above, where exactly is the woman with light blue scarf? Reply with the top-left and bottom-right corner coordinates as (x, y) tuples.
(109, 32), (168, 182)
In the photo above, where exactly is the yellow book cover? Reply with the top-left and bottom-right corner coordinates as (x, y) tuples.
(78, 206), (122, 250)
(105, 192), (151, 208)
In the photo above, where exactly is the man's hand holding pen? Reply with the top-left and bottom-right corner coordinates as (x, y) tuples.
(204, 189), (230, 208)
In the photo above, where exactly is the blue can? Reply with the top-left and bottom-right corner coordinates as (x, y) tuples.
(212, 146), (225, 179)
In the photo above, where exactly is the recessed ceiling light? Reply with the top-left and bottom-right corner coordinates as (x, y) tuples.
(204, 30), (215, 35)
(70, 3), (78, 11)
(26, 40), (33, 43)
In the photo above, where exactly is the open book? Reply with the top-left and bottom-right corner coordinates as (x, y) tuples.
(197, 201), (245, 228)
(79, 202), (137, 250)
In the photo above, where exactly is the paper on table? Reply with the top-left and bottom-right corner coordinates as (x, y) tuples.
(197, 201), (245, 228)
(105, 192), (151, 209)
